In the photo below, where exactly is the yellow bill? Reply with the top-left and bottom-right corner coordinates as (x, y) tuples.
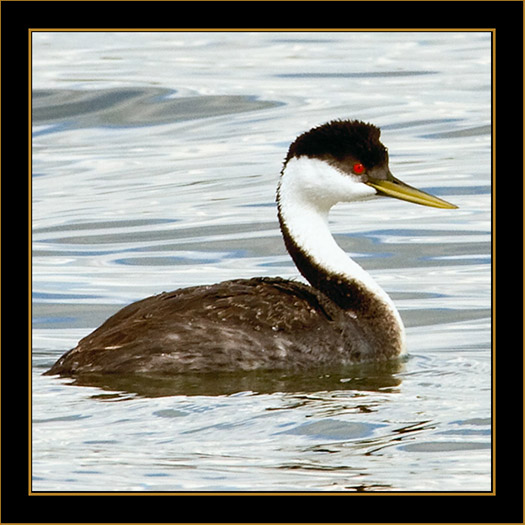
(366, 176), (458, 209)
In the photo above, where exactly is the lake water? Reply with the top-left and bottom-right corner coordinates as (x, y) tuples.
(31, 31), (492, 492)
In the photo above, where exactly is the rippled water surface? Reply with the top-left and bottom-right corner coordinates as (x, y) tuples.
(32, 31), (492, 492)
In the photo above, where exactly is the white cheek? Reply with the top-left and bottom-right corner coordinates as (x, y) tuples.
(283, 157), (377, 209)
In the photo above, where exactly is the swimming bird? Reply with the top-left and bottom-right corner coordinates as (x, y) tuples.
(44, 119), (457, 377)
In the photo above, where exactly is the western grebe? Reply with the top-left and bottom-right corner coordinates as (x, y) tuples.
(45, 119), (457, 377)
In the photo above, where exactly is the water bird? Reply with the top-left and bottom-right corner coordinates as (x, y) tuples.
(45, 119), (457, 377)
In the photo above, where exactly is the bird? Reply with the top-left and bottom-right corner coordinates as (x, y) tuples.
(44, 119), (457, 378)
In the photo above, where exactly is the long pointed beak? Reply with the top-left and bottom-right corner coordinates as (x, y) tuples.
(365, 176), (458, 209)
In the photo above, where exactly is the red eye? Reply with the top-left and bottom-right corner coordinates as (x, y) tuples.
(353, 162), (365, 175)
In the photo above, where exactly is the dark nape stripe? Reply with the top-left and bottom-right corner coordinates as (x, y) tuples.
(278, 210), (373, 313)
(277, 206), (403, 359)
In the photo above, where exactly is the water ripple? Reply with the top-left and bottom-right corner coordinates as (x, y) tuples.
(33, 88), (283, 133)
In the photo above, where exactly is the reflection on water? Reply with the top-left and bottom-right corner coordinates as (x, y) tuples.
(56, 359), (406, 398)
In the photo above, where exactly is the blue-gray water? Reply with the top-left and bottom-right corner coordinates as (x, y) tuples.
(32, 31), (492, 492)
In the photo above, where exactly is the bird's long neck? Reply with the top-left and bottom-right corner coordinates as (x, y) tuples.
(277, 158), (405, 351)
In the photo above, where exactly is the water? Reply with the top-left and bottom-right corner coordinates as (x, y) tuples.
(31, 31), (492, 492)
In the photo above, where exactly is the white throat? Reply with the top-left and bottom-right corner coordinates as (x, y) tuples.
(277, 157), (405, 348)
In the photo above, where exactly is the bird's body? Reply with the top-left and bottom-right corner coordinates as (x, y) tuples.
(45, 120), (456, 378)
(46, 277), (396, 375)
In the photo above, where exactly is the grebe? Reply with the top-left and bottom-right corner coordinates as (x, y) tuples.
(45, 120), (457, 377)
